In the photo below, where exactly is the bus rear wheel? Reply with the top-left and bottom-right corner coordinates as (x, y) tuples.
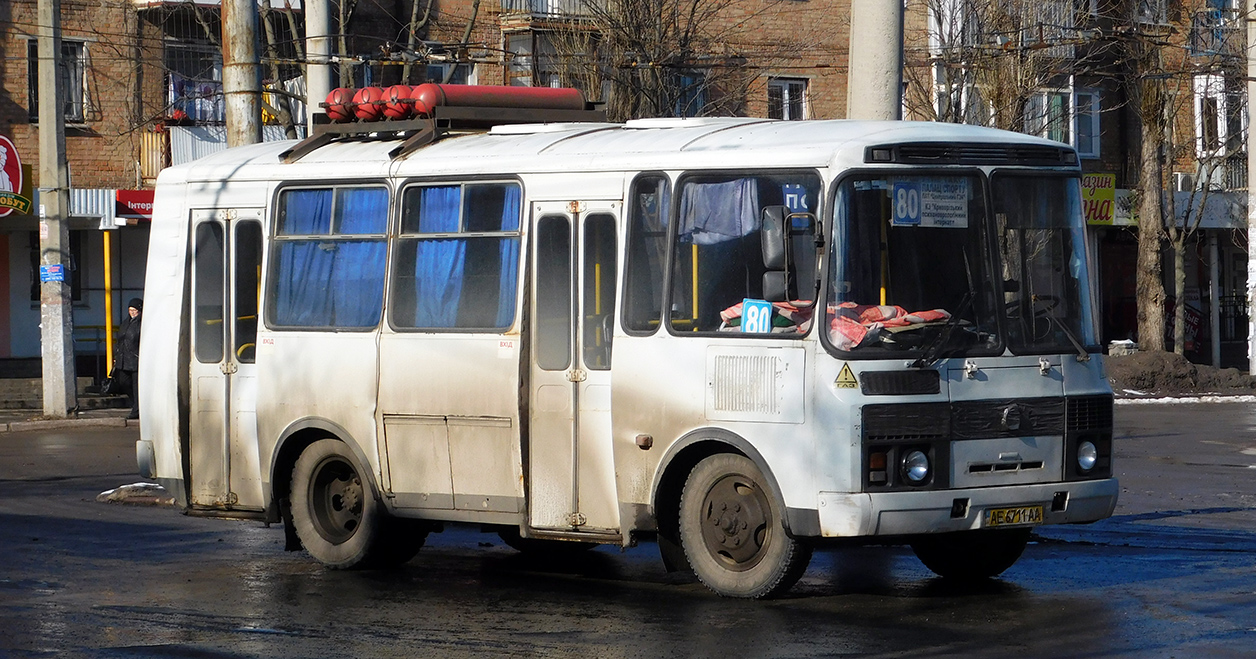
(910, 528), (1031, 580)
(290, 439), (425, 569)
(679, 453), (811, 598)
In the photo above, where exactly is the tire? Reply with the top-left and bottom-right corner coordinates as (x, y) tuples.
(678, 453), (812, 598)
(497, 527), (597, 555)
(910, 528), (1031, 580)
(290, 439), (426, 569)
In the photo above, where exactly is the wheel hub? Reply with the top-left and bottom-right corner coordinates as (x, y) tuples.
(700, 475), (770, 571)
(311, 457), (364, 544)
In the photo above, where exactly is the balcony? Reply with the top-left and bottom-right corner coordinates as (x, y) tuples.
(1189, 10), (1242, 59)
(500, 0), (596, 19)
(1199, 154), (1247, 192)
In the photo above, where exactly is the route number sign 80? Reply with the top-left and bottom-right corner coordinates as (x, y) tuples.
(893, 182), (921, 225)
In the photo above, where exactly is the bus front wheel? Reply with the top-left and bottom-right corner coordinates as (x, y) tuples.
(679, 453), (811, 598)
(910, 528), (1030, 580)
(290, 439), (426, 569)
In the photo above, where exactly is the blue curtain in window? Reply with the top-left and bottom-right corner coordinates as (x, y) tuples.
(679, 179), (760, 245)
(495, 185), (522, 326)
(331, 240), (387, 327)
(279, 189), (333, 235)
(413, 187), (465, 327)
(419, 186), (461, 233)
(415, 239), (466, 327)
(273, 241), (335, 325)
(335, 187), (389, 234)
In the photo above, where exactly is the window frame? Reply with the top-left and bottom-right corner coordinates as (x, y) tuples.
(387, 177), (525, 333)
(265, 180), (392, 331)
(1024, 88), (1101, 159)
(663, 168), (825, 340)
(767, 77), (809, 121)
(27, 39), (88, 124)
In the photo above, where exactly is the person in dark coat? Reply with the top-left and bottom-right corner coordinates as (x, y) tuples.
(116, 298), (142, 420)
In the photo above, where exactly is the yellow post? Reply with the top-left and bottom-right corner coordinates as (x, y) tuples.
(103, 229), (115, 370)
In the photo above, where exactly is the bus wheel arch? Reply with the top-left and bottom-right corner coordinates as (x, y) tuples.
(651, 431), (794, 577)
(274, 421), (427, 568)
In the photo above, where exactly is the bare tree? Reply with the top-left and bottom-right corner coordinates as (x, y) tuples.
(545, 0), (828, 121)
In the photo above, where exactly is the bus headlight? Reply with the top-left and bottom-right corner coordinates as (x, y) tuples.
(902, 450), (930, 484)
(1077, 441), (1098, 472)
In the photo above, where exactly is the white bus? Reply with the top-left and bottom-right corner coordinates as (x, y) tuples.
(137, 91), (1117, 598)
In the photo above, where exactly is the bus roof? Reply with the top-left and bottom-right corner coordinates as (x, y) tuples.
(164, 118), (1077, 184)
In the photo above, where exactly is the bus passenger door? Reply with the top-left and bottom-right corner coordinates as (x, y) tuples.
(529, 202), (621, 534)
(188, 209), (265, 510)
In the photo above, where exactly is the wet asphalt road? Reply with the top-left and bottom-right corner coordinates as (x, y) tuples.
(1, 404), (1254, 658)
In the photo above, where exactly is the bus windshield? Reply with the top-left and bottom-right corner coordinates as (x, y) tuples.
(827, 173), (1000, 358)
(826, 172), (1097, 358)
(992, 173), (1098, 355)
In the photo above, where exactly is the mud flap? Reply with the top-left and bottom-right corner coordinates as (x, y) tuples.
(279, 497), (302, 551)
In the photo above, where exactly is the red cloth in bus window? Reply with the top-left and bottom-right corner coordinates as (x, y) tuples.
(829, 302), (951, 350)
(718, 301), (815, 333)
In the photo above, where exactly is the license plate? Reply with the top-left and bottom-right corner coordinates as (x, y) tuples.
(985, 505), (1044, 527)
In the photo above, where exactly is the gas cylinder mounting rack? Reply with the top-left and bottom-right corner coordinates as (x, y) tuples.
(279, 84), (606, 164)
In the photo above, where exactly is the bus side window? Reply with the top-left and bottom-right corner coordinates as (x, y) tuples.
(583, 214), (617, 370)
(622, 176), (669, 334)
(391, 182), (522, 331)
(234, 221), (262, 363)
(193, 222), (224, 363)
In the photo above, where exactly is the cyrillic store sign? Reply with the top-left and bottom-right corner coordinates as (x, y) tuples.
(0, 135), (32, 217)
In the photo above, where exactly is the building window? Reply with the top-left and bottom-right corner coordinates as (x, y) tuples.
(1024, 89), (1101, 159)
(27, 40), (87, 124)
(674, 71), (707, 117)
(166, 42), (223, 123)
(1194, 74), (1245, 158)
(768, 78), (808, 120)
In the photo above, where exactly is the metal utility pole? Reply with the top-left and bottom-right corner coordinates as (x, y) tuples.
(1248, 0), (1256, 374)
(846, 0), (904, 121)
(37, 0), (77, 417)
(222, 0), (262, 147)
(306, 0), (332, 130)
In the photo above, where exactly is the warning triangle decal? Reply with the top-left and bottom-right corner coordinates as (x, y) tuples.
(835, 364), (858, 389)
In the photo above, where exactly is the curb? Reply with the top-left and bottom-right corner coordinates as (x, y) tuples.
(1, 417), (139, 433)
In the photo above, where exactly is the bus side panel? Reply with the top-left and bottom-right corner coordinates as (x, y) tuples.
(610, 334), (822, 532)
(139, 174), (191, 495)
(377, 332), (523, 514)
(255, 332), (382, 491)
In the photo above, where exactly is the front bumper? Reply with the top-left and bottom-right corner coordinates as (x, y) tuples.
(816, 478), (1118, 537)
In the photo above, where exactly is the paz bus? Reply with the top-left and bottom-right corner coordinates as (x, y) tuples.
(136, 85), (1117, 598)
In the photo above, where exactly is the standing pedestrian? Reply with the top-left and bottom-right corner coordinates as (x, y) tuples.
(116, 298), (142, 420)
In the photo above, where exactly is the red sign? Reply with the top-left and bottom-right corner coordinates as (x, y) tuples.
(115, 189), (155, 221)
(0, 135), (31, 217)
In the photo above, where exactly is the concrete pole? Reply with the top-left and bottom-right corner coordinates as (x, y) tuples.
(37, 0), (77, 417)
(222, 0), (262, 147)
(1210, 232), (1221, 367)
(846, 0), (904, 121)
(305, 0), (332, 131)
(1247, 1), (1256, 373)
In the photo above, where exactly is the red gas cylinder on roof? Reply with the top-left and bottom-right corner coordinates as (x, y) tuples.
(325, 87), (355, 122)
(411, 84), (586, 116)
(383, 85), (414, 120)
(353, 87), (385, 121)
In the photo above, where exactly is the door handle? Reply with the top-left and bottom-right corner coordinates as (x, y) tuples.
(220, 361), (238, 375)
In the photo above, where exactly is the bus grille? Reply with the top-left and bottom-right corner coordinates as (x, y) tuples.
(711, 355), (779, 415)
(1067, 395), (1114, 432)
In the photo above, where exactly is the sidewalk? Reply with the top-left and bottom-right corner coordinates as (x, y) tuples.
(0, 407), (137, 433)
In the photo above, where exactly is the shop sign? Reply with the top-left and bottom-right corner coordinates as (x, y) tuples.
(115, 189), (155, 222)
(1082, 173), (1116, 225)
(0, 135), (32, 217)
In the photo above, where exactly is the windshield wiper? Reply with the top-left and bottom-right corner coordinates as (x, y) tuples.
(1043, 312), (1091, 362)
(911, 291), (974, 369)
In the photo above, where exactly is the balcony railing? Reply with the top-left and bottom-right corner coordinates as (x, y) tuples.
(1190, 10), (1242, 58)
(500, 0), (595, 18)
(1200, 154), (1248, 191)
